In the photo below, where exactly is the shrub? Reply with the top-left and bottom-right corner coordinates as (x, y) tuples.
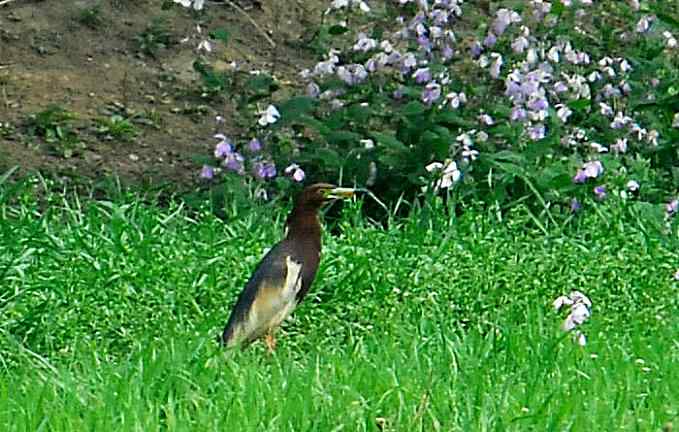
(186, 0), (679, 217)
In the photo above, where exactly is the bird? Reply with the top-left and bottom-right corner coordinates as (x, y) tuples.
(220, 183), (355, 352)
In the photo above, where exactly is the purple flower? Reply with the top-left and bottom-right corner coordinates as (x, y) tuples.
(306, 82), (321, 98)
(483, 33), (497, 48)
(573, 169), (587, 184)
(248, 138), (262, 153)
(284, 163), (306, 182)
(412, 67), (432, 84)
(441, 45), (454, 60)
(214, 134), (233, 158)
(401, 53), (417, 72)
(611, 138), (628, 154)
(527, 97), (549, 111)
(594, 185), (607, 201)
(667, 199), (678, 217)
(512, 36), (529, 53)
(553, 81), (568, 93)
(224, 152), (244, 173)
(570, 198), (582, 213)
(337, 64), (368, 86)
(510, 106), (527, 122)
(200, 165), (214, 180)
(583, 161), (604, 178)
(528, 124), (546, 140)
(417, 35), (432, 51)
(253, 161), (276, 179)
(393, 86), (405, 100)
(421, 82), (442, 105)
(470, 41), (483, 58)
(365, 58), (378, 73)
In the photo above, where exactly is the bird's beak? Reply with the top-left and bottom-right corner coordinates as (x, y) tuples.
(326, 187), (355, 200)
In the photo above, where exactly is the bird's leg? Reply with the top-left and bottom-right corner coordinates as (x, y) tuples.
(264, 330), (277, 354)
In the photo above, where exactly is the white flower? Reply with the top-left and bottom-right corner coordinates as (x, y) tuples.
(626, 180), (639, 192)
(672, 113), (679, 128)
(197, 40), (212, 52)
(646, 129), (659, 146)
(426, 159), (461, 189)
(590, 142), (609, 153)
(563, 302), (590, 331)
(479, 113), (495, 126)
(526, 48), (538, 64)
(445, 92), (465, 109)
(636, 15), (653, 33)
(490, 53), (503, 79)
(554, 291), (592, 345)
(353, 33), (377, 52)
(173, 0), (204, 10)
(588, 71), (602, 82)
(553, 295), (573, 311)
(547, 46), (560, 63)
(360, 139), (375, 149)
(258, 105), (281, 126)
(574, 330), (587, 346)
(330, 0), (370, 12)
(556, 104), (572, 123)
(599, 102), (613, 117)
(619, 59), (632, 73)
(456, 132), (473, 147)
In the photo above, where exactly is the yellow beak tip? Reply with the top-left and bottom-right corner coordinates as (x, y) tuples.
(328, 187), (355, 199)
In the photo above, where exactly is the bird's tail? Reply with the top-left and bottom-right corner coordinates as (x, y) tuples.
(220, 319), (238, 347)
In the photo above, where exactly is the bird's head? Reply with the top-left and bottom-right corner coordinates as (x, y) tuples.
(295, 183), (355, 210)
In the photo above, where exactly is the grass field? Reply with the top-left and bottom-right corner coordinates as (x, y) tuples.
(1, 184), (677, 431)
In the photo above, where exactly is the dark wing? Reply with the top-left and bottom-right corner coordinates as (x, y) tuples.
(221, 240), (291, 346)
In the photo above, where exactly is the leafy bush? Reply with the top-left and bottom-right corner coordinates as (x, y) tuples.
(25, 105), (83, 158)
(185, 0), (678, 218)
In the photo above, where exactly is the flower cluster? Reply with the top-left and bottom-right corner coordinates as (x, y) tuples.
(172, 0), (204, 11)
(425, 159), (461, 190)
(187, 0), (678, 210)
(553, 290), (592, 346)
(200, 118), (305, 185)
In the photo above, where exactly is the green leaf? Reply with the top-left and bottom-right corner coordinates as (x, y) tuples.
(435, 110), (475, 127)
(245, 74), (277, 98)
(328, 24), (350, 35)
(656, 12), (679, 30)
(369, 131), (408, 152)
(312, 148), (342, 168)
(209, 28), (230, 44)
(323, 130), (362, 146)
(567, 98), (591, 113)
(400, 101), (427, 116)
(297, 115), (330, 135)
(276, 97), (318, 125)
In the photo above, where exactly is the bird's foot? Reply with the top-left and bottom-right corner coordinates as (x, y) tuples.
(264, 332), (277, 354)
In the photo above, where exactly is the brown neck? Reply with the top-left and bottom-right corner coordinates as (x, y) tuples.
(285, 206), (322, 245)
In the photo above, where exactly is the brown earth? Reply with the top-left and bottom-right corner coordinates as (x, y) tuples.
(0, 0), (323, 189)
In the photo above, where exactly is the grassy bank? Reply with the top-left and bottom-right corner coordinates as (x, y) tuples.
(0, 186), (677, 430)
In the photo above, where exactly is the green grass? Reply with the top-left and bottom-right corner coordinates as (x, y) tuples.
(0, 182), (677, 431)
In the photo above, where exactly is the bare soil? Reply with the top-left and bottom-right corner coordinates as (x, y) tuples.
(0, 0), (323, 188)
